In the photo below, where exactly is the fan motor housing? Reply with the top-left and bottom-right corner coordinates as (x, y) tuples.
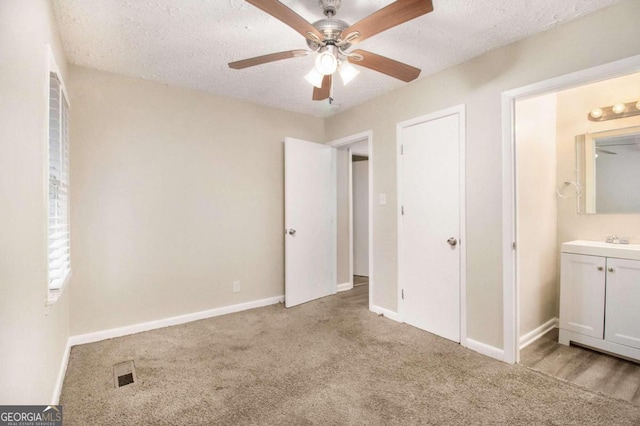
(307, 18), (350, 50)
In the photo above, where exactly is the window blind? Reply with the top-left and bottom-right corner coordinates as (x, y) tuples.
(48, 72), (70, 291)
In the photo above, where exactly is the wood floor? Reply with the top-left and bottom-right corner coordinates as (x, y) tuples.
(520, 328), (640, 406)
(353, 275), (369, 286)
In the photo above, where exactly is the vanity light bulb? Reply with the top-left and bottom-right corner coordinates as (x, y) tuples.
(636, 101), (640, 111)
(590, 108), (603, 119)
(612, 103), (626, 114)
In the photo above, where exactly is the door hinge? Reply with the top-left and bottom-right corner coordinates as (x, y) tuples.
(401, 145), (404, 155)
(402, 289), (404, 300)
(512, 242), (517, 250)
(401, 206), (405, 215)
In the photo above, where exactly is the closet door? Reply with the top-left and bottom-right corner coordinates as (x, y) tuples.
(399, 110), (463, 343)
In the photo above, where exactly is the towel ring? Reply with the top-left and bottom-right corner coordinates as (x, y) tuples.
(556, 181), (582, 199)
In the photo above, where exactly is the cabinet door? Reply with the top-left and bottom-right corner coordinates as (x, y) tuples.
(560, 253), (606, 338)
(605, 258), (640, 349)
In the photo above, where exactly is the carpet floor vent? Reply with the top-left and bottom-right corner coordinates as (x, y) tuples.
(113, 360), (137, 388)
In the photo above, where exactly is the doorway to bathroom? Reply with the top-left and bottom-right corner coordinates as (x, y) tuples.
(504, 63), (640, 405)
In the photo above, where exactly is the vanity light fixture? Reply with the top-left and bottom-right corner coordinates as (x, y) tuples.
(588, 100), (640, 121)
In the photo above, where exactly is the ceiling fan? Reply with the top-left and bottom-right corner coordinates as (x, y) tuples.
(228, 0), (434, 101)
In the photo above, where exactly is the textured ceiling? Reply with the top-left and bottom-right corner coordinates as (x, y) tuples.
(52, 0), (621, 117)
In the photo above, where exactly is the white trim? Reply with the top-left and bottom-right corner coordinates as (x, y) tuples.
(501, 54), (640, 365)
(337, 282), (353, 292)
(328, 131), (370, 148)
(51, 339), (71, 404)
(396, 104), (467, 346)
(519, 318), (558, 350)
(370, 305), (402, 323)
(348, 148), (354, 289)
(466, 338), (505, 361)
(559, 329), (640, 362)
(328, 131), (374, 312)
(68, 296), (284, 347)
(459, 107), (467, 348)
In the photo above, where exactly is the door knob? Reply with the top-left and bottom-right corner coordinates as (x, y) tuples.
(447, 237), (457, 247)
(597, 266), (603, 271)
(608, 267), (614, 272)
(288, 229), (296, 236)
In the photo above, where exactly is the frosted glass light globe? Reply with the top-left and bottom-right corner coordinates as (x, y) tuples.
(612, 103), (626, 114)
(589, 108), (603, 119)
(315, 51), (338, 75)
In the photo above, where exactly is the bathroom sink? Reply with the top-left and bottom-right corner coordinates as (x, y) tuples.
(561, 240), (640, 260)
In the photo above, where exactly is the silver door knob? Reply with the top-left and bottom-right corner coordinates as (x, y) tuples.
(288, 229), (296, 236)
(447, 237), (457, 246)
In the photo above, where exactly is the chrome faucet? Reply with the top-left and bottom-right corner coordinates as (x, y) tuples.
(606, 235), (629, 244)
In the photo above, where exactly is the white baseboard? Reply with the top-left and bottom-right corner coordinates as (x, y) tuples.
(370, 305), (402, 323)
(519, 317), (558, 350)
(337, 282), (353, 292)
(68, 295), (284, 347)
(51, 339), (71, 404)
(466, 338), (505, 361)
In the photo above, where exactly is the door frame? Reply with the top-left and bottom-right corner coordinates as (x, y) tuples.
(501, 53), (640, 364)
(329, 131), (374, 311)
(396, 104), (467, 346)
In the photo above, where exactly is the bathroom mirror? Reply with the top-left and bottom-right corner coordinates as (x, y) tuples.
(576, 125), (640, 214)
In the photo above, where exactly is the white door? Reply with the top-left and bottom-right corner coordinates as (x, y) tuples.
(605, 258), (640, 349)
(399, 110), (463, 342)
(559, 253), (605, 338)
(284, 138), (336, 307)
(353, 160), (369, 276)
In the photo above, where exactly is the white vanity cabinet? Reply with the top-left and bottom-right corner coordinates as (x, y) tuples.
(559, 240), (640, 361)
(605, 258), (640, 350)
(559, 253), (606, 339)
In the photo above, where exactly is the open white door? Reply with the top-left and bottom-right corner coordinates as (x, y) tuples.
(285, 138), (336, 307)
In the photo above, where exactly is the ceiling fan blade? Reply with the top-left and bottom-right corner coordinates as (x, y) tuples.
(312, 75), (332, 101)
(246, 0), (324, 42)
(228, 50), (308, 69)
(350, 50), (421, 82)
(341, 0), (433, 45)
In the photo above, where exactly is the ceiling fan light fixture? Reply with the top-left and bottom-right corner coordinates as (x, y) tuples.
(338, 60), (359, 85)
(315, 47), (338, 75)
(305, 68), (324, 88)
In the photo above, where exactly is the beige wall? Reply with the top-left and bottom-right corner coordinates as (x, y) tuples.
(515, 94), (558, 338)
(68, 67), (325, 335)
(556, 72), (640, 246)
(0, 1), (70, 404)
(325, 0), (640, 349)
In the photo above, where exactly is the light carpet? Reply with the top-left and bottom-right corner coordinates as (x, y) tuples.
(61, 285), (640, 425)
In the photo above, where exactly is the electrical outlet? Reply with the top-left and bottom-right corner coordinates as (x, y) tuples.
(233, 281), (241, 293)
